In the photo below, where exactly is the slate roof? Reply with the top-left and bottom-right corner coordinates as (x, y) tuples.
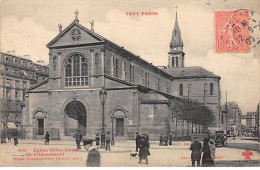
(170, 19), (183, 48)
(140, 91), (169, 101)
(164, 66), (221, 79)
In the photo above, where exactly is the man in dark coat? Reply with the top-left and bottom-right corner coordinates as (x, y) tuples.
(95, 134), (100, 149)
(45, 131), (50, 145)
(169, 134), (173, 145)
(164, 134), (169, 146)
(138, 135), (150, 164)
(105, 132), (111, 151)
(159, 134), (163, 146)
(190, 137), (202, 167)
(74, 131), (82, 149)
(135, 132), (141, 152)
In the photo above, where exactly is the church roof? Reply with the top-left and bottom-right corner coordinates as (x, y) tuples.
(170, 18), (183, 48)
(140, 91), (169, 102)
(164, 66), (221, 79)
(46, 18), (173, 79)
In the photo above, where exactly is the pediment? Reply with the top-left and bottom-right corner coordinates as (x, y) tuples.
(47, 21), (105, 48)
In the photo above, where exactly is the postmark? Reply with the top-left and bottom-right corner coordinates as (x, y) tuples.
(215, 10), (250, 53)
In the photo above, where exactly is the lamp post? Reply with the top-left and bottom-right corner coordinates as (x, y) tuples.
(99, 87), (107, 148)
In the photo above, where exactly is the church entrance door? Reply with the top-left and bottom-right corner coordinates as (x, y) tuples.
(116, 118), (124, 136)
(64, 101), (86, 136)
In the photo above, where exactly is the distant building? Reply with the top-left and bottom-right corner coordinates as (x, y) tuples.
(245, 112), (257, 136)
(0, 52), (49, 132)
(221, 102), (242, 136)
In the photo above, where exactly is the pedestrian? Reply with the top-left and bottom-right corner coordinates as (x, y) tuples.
(190, 137), (202, 167)
(138, 134), (150, 164)
(164, 134), (169, 146)
(209, 139), (216, 166)
(105, 132), (111, 151)
(201, 137), (211, 167)
(74, 130), (83, 149)
(45, 131), (50, 145)
(169, 134), (173, 145)
(95, 134), (100, 149)
(8, 133), (11, 142)
(159, 133), (163, 146)
(135, 132), (141, 152)
(86, 148), (100, 167)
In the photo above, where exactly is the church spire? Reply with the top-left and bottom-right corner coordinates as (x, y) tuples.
(169, 8), (183, 50)
(168, 8), (185, 68)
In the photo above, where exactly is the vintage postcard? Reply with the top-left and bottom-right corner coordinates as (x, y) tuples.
(0, 0), (259, 167)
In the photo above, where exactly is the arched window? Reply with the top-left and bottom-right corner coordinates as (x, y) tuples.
(115, 59), (119, 78)
(179, 84), (183, 96)
(210, 83), (214, 95)
(65, 54), (88, 86)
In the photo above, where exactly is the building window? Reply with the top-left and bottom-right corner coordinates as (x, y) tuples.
(147, 73), (149, 88)
(157, 77), (160, 91)
(15, 90), (19, 99)
(115, 59), (119, 78)
(176, 57), (179, 67)
(221, 114), (224, 124)
(166, 82), (170, 94)
(65, 54), (88, 86)
(141, 70), (144, 85)
(172, 57), (175, 67)
(145, 72), (147, 86)
(188, 84), (191, 97)
(5, 56), (9, 61)
(23, 81), (27, 89)
(129, 65), (132, 82)
(112, 57), (116, 77)
(15, 80), (20, 88)
(122, 62), (126, 80)
(6, 89), (10, 98)
(210, 83), (214, 95)
(179, 84), (183, 96)
(132, 66), (134, 83)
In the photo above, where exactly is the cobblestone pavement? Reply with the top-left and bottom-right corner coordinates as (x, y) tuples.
(0, 139), (259, 167)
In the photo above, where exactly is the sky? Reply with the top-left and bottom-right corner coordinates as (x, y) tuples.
(0, 0), (260, 114)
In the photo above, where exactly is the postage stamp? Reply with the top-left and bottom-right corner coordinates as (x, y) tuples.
(215, 10), (250, 53)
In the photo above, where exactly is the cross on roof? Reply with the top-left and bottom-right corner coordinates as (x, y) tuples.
(175, 5), (178, 19)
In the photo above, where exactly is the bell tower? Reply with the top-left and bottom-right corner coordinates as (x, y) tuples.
(168, 8), (185, 68)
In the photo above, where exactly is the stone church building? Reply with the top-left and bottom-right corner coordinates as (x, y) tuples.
(23, 12), (221, 140)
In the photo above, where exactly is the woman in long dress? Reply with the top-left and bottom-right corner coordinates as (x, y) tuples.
(209, 139), (216, 166)
(201, 137), (211, 167)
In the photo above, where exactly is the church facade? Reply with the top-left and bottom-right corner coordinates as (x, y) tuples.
(23, 12), (221, 140)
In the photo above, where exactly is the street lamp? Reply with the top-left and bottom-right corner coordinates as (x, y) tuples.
(99, 87), (107, 148)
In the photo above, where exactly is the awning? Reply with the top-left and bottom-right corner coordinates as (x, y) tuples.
(6, 122), (18, 129)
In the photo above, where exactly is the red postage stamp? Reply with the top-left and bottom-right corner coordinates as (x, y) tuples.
(215, 10), (250, 53)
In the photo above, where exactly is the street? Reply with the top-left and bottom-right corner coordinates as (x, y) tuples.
(0, 138), (259, 167)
